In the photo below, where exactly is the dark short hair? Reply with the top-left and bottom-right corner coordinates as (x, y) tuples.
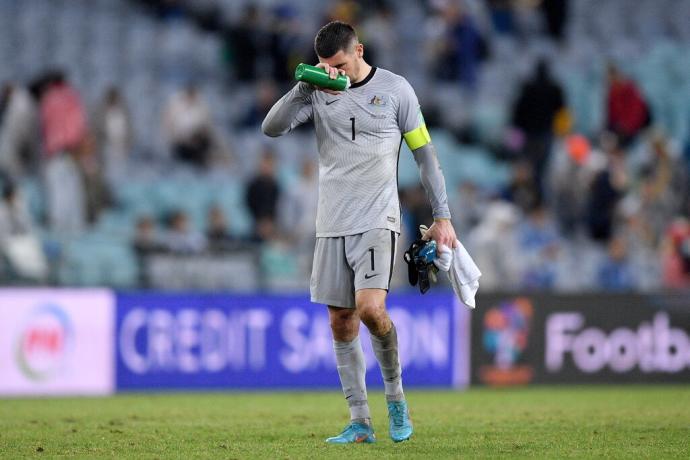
(314, 21), (357, 58)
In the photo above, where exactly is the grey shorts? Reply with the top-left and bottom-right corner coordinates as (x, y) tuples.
(310, 228), (398, 308)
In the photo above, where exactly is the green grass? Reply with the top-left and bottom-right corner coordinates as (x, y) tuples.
(1, 386), (689, 459)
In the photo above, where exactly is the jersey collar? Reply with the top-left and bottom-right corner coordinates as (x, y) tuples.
(350, 67), (377, 89)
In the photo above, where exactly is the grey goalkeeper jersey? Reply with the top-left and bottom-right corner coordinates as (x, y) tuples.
(263, 67), (425, 237)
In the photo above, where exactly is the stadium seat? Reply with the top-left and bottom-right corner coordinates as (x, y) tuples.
(58, 234), (138, 287)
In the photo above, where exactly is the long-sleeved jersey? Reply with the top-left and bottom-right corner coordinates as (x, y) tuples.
(262, 67), (434, 237)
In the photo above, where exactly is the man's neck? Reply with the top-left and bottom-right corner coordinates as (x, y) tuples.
(352, 61), (372, 84)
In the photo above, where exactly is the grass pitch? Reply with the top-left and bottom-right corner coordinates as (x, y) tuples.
(1, 386), (689, 459)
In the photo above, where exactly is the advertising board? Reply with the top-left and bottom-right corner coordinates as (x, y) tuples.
(115, 292), (470, 390)
(0, 289), (115, 396)
(472, 294), (690, 385)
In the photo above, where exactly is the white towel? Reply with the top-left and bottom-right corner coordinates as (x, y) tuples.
(447, 239), (481, 309)
(418, 225), (481, 308)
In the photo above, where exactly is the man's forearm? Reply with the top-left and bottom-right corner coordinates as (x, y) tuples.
(261, 82), (314, 137)
(412, 142), (451, 220)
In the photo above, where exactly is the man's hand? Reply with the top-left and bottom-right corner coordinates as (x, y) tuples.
(315, 63), (345, 95)
(422, 219), (458, 250)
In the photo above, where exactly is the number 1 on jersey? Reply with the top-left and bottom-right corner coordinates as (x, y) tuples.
(350, 117), (355, 141)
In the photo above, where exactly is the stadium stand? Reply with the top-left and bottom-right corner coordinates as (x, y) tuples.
(0, 0), (689, 291)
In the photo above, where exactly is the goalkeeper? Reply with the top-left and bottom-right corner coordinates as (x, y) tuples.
(262, 21), (457, 444)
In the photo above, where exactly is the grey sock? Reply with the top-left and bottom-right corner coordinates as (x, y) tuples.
(333, 336), (370, 421)
(352, 417), (371, 426)
(370, 324), (405, 402)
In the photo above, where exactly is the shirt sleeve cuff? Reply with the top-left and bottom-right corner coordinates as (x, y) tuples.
(432, 210), (451, 220)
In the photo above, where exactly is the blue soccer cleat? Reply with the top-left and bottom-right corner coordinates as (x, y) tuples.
(325, 421), (376, 444)
(387, 400), (413, 442)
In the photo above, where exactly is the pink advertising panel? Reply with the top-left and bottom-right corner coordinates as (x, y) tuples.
(0, 289), (115, 396)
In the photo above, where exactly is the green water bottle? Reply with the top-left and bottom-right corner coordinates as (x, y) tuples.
(294, 63), (350, 91)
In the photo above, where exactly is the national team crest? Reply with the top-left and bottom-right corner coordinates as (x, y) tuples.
(369, 95), (387, 106)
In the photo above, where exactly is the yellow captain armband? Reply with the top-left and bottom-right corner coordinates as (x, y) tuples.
(403, 123), (431, 151)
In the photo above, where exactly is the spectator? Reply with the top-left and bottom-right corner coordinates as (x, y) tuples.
(38, 71), (88, 159)
(598, 235), (635, 291)
(191, 2), (223, 33)
(94, 86), (133, 187)
(162, 84), (215, 167)
(133, 215), (164, 256)
(585, 133), (627, 242)
(0, 183), (48, 281)
(267, 5), (304, 83)
(450, 181), (485, 238)
(517, 205), (561, 289)
(162, 210), (207, 254)
(616, 201), (661, 291)
(252, 216), (280, 244)
(512, 60), (565, 188)
(605, 63), (650, 146)
(0, 83), (39, 179)
(539, 0), (569, 42)
(486, 0), (516, 36)
(400, 184), (433, 239)
(279, 159), (318, 246)
(44, 148), (87, 235)
(257, 216), (301, 289)
(631, 134), (687, 240)
(73, 133), (111, 224)
(246, 148), (280, 235)
(436, 3), (486, 89)
(223, 5), (264, 83)
(239, 79), (279, 129)
(279, 157), (319, 276)
(206, 205), (239, 251)
(326, 0), (360, 24)
(679, 148), (690, 220)
(136, 0), (185, 20)
(360, 5), (398, 71)
(661, 217), (690, 289)
(132, 215), (164, 287)
(0, 183), (33, 239)
(467, 201), (523, 291)
(546, 134), (599, 236)
(502, 160), (542, 213)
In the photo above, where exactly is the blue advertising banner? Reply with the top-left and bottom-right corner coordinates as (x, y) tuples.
(115, 292), (470, 390)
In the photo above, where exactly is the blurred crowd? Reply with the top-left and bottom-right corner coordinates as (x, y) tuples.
(1, 0), (690, 291)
